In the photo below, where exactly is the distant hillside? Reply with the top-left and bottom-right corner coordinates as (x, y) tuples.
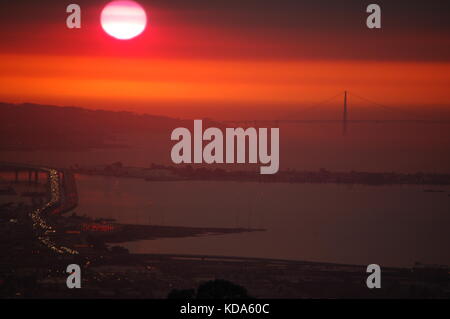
(0, 102), (192, 151)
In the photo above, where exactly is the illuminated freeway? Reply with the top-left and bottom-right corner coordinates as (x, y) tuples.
(0, 162), (79, 255)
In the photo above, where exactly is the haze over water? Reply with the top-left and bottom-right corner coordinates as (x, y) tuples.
(2, 122), (450, 173)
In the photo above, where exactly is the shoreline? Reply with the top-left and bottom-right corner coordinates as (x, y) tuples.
(73, 163), (450, 186)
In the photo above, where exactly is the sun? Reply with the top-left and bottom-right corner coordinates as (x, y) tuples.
(100, 0), (147, 40)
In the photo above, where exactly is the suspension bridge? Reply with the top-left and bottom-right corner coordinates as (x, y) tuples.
(224, 91), (450, 135)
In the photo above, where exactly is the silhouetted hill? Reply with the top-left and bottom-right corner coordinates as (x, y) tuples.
(0, 102), (192, 151)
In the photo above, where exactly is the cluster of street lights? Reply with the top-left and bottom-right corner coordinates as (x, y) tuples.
(29, 169), (78, 255)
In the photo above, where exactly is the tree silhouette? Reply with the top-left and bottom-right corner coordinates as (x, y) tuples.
(167, 279), (252, 299)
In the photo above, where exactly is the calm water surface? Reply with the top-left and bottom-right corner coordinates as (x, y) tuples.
(75, 175), (450, 267)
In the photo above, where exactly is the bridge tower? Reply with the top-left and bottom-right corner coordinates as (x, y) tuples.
(343, 91), (348, 136)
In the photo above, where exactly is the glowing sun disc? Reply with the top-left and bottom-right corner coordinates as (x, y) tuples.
(101, 0), (147, 40)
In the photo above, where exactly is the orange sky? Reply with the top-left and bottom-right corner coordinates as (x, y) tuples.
(1, 0), (450, 119)
(1, 54), (449, 118)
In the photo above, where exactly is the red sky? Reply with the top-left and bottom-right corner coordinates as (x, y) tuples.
(1, 0), (449, 119)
